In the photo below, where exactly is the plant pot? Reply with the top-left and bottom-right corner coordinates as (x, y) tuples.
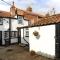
(33, 31), (39, 36)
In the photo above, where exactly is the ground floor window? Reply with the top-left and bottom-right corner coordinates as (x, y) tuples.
(4, 31), (18, 39)
(11, 31), (18, 38)
(4, 31), (9, 39)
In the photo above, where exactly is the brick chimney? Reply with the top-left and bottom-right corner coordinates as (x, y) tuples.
(10, 1), (16, 17)
(26, 6), (32, 12)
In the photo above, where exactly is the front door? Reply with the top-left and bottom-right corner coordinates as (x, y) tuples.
(0, 31), (2, 45)
(4, 31), (10, 46)
(56, 24), (60, 59)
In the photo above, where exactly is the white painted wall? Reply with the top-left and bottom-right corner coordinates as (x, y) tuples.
(11, 38), (18, 43)
(11, 19), (28, 31)
(0, 18), (9, 31)
(29, 25), (55, 58)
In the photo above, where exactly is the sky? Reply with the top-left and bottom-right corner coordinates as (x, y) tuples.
(0, 0), (60, 15)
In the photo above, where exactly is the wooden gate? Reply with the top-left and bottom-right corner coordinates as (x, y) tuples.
(0, 31), (2, 45)
(55, 24), (60, 59)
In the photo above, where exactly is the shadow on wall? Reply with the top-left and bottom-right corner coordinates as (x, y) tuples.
(36, 35), (40, 39)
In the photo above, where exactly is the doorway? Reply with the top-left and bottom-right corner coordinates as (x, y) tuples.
(0, 31), (2, 45)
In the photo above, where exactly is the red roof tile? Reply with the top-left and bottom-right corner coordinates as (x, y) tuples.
(0, 10), (11, 18)
(34, 14), (60, 26)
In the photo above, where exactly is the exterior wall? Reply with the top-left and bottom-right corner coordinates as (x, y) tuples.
(11, 18), (28, 31)
(11, 38), (18, 43)
(0, 17), (28, 45)
(0, 18), (9, 31)
(29, 25), (55, 59)
(0, 18), (9, 45)
(11, 19), (18, 31)
(11, 17), (28, 44)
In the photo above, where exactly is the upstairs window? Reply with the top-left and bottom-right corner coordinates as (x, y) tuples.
(0, 18), (3, 25)
(18, 16), (23, 24)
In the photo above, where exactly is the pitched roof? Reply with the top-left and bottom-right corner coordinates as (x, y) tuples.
(16, 8), (24, 16)
(34, 14), (60, 26)
(16, 8), (43, 18)
(0, 11), (11, 18)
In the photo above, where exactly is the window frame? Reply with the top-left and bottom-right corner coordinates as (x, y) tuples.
(25, 28), (29, 37)
(11, 31), (18, 38)
(18, 16), (23, 24)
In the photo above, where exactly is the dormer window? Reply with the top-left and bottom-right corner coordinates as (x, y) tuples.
(18, 16), (23, 24)
(0, 18), (3, 25)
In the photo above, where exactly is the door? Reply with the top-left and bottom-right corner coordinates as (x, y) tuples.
(4, 31), (10, 46)
(0, 31), (2, 45)
(55, 24), (60, 59)
(18, 29), (21, 43)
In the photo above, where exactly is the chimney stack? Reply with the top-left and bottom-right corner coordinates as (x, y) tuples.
(26, 6), (32, 12)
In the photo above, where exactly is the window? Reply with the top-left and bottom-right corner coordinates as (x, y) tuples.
(26, 28), (29, 30)
(0, 18), (3, 25)
(4, 31), (9, 39)
(28, 21), (31, 26)
(18, 16), (23, 24)
(25, 28), (29, 37)
(11, 31), (18, 38)
(4, 31), (18, 39)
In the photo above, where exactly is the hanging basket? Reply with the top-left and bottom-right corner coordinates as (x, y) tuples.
(33, 31), (39, 36)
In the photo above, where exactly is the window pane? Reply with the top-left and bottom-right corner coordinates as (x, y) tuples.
(18, 16), (23, 24)
(18, 20), (22, 24)
(0, 18), (3, 25)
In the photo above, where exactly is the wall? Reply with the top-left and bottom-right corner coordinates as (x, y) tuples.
(0, 18), (9, 45)
(0, 18), (9, 31)
(11, 18), (28, 31)
(29, 25), (55, 59)
(11, 18), (28, 44)
(11, 38), (18, 43)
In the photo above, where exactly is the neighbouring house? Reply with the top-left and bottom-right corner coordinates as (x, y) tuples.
(17, 14), (60, 59)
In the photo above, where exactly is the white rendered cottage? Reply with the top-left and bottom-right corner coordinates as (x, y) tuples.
(0, 10), (29, 46)
(17, 14), (60, 59)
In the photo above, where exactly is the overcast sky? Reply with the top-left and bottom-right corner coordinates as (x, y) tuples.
(0, 0), (60, 14)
